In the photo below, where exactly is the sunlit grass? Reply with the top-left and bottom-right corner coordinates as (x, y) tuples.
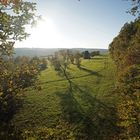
(12, 55), (117, 139)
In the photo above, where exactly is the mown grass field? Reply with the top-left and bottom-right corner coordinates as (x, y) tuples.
(12, 55), (118, 140)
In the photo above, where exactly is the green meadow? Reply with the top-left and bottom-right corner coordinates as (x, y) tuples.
(12, 55), (118, 139)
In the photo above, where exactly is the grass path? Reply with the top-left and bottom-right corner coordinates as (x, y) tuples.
(12, 55), (118, 139)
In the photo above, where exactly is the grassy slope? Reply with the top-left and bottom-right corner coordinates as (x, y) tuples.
(12, 55), (117, 140)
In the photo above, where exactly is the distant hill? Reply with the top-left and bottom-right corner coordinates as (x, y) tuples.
(14, 48), (108, 57)
(71, 48), (108, 54)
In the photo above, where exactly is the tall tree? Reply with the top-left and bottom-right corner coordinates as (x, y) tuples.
(0, 0), (37, 56)
(109, 19), (140, 139)
(50, 50), (73, 91)
(0, 1), (39, 138)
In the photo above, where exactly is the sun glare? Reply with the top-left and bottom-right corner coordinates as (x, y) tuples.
(31, 18), (63, 47)
(16, 17), (65, 48)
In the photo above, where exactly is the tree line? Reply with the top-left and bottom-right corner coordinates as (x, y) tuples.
(109, 18), (140, 139)
(0, 0), (42, 138)
(109, 1), (140, 138)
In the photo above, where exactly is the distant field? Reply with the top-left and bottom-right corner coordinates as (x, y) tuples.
(14, 48), (108, 57)
(12, 55), (118, 140)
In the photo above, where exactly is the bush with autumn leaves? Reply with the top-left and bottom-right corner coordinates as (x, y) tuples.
(0, 0), (41, 138)
(0, 57), (40, 122)
(109, 19), (140, 139)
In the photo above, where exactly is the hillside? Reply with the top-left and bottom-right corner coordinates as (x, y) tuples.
(14, 48), (108, 57)
(11, 55), (118, 139)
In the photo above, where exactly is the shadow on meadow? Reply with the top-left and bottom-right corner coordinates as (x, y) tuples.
(40, 67), (102, 85)
(56, 82), (119, 140)
(79, 66), (102, 77)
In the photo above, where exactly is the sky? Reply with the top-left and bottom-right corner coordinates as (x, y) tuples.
(15, 0), (135, 49)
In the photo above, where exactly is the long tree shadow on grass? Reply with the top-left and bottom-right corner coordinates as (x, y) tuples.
(56, 82), (119, 139)
(79, 67), (102, 77)
(56, 90), (94, 140)
(39, 70), (102, 85)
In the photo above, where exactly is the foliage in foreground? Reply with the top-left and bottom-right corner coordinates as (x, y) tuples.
(0, 56), (44, 139)
(0, 0), (39, 138)
(109, 19), (140, 139)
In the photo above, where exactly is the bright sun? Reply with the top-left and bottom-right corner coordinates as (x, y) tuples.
(16, 17), (64, 48)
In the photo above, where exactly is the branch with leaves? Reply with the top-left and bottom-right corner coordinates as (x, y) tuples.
(126, 0), (140, 17)
(0, 0), (38, 56)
